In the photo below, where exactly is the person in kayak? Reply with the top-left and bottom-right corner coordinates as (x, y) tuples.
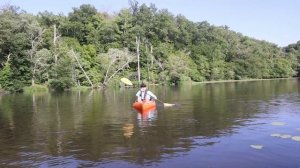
(136, 83), (157, 102)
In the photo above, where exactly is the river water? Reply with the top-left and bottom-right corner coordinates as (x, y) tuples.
(0, 79), (300, 168)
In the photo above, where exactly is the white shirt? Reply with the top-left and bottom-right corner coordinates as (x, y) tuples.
(136, 90), (157, 100)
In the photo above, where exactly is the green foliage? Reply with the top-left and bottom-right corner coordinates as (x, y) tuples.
(284, 41), (300, 76)
(115, 9), (136, 49)
(98, 48), (135, 86)
(61, 4), (103, 46)
(70, 86), (91, 91)
(166, 51), (199, 85)
(0, 62), (13, 91)
(0, 3), (299, 92)
(49, 78), (73, 91)
(49, 46), (74, 91)
(0, 7), (31, 90)
(23, 84), (48, 93)
(273, 57), (296, 77)
(32, 48), (52, 84)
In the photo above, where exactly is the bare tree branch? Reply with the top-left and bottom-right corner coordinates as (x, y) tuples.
(69, 49), (94, 88)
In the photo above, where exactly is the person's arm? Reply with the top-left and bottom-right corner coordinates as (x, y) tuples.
(147, 91), (157, 100)
(136, 91), (142, 102)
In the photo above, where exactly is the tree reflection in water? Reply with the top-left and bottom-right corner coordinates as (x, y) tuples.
(137, 109), (156, 128)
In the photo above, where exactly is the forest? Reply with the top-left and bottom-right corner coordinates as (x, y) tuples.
(0, 1), (300, 92)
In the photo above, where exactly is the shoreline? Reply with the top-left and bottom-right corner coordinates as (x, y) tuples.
(1, 77), (298, 94)
(190, 77), (299, 85)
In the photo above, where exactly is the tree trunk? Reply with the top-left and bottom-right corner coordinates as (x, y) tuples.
(30, 28), (44, 87)
(54, 24), (58, 64)
(103, 60), (116, 85)
(6, 53), (11, 63)
(136, 36), (141, 84)
(145, 44), (150, 82)
(106, 60), (130, 83)
(70, 50), (94, 88)
(150, 45), (153, 67)
(31, 78), (35, 86)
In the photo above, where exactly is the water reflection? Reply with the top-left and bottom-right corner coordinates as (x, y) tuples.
(0, 79), (300, 167)
(55, 100), (63, 154)
(123, 123), (134, 138)
(137, 109), (157, 127)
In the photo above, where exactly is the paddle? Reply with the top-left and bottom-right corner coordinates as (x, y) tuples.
(155, 98), (175, 107)
(121, 77), (133, 86)
(120, 77), (175, 107)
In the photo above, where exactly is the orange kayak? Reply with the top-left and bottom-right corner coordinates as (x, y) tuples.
(132, 101), (156, 112)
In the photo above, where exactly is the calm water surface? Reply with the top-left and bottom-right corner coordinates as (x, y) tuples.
(0, 79), (300, 168)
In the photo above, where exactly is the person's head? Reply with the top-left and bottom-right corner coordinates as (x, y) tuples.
(140, 83), (147, 91)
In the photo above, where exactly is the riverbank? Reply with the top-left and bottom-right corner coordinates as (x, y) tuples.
(0, 77), (298, 94)
(190, 77), (298, 85)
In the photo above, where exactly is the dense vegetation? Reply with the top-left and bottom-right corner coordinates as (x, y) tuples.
(0, 2), (299, 92)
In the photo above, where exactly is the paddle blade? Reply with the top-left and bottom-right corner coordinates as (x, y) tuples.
(121, 78), (133, 86)
(163, 103), (175, 107)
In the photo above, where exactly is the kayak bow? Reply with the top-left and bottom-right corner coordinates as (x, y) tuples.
(132, 101), (156, 112)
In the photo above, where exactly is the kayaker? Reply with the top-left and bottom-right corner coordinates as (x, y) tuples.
(136, 83), (157, 102)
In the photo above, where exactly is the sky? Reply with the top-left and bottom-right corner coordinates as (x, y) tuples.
(1, 0), (300, 47)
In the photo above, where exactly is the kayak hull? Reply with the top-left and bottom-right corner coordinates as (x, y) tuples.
(132, 101), (156, 113)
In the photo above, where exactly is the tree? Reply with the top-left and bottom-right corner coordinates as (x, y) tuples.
(115, 9), (135, 48)
(166, 51), (200, 85)
(22, 13), (46, 86)
(0, 3), (298, 91)
(60, 4), (103, 45)
(273, 57), (296, 77)
(99, 18), (121, 52)
(0, 56), (13, 90)
(32, 49), (52, 85)
(48, 38), (75, 90)
(283, 41), (300, 76)
(0, 6), (32, 91)
(98, 48), (135, 86)
(69, 49), (94, 87)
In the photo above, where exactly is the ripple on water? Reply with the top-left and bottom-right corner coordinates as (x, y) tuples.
(250, 144), (263, 150)
(271, 122), (286, 126)
(291, 136), (300, 142)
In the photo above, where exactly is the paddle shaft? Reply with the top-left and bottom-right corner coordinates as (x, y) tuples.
(155, 98), (164, 103)
(155, 98), (175, 106)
